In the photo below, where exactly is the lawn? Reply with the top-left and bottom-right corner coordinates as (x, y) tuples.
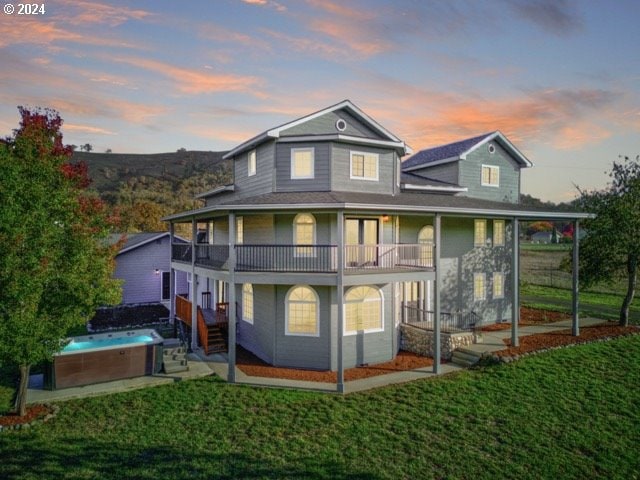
(2, 336), (640, 479)
(521, 284), (640, 324)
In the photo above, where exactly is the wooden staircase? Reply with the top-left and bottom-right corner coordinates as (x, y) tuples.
(175, 295), (228, 356)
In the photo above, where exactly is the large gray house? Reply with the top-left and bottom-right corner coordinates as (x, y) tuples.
(165, 100), (588, 390)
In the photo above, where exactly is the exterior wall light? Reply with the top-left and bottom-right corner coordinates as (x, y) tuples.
(154, 269), (160, 275)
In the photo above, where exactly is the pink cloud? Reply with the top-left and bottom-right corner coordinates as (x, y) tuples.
(110, 56), (263, 95)
(64, 124), (116, 135)
(56, 0), (154, 26)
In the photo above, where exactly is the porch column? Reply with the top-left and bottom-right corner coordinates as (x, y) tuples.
(191, 219), (198, 352)
(228, 212), (237, 383)
(511, 218), (520, 347)
(337, 211), (345, 393)
(572, 220), (580, 336)
(433, 213), (441, 374)
(169, 223), (175, 324)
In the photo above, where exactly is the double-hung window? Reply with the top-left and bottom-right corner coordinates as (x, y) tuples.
(474, 273), (486, 301)
(474, 219), (486, 247)
(285, 285), (319, 336)
(291, 148), (314, 179)
(493, 273), (504, 299)
(481, 165), (499, 187)
(242, 283), (254, 323)
(493, 220), (505, 246)
(350, 151), (379, 181)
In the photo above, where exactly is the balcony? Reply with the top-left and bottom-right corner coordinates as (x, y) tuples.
(172, 243), (434, 273)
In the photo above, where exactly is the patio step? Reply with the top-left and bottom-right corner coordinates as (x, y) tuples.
(451, 348), (482, 367)
(162, 339), (189, 373)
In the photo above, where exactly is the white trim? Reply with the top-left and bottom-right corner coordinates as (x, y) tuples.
(247, 149), (256, 177)
(117, 232), (189, 255)
(493, 272), (504, 299)
(473, 273), (486, 301)
(401, 183), (468, 193)
(290, 147), (315, 179)
(343, 285), (384, 335)
(349, 150), (379, 181)
(194, 184), (234, 200)
(277, 134), (410, 153)
(402, 156), (460, 172)
(335, 118), (347, 131)
(285, 285), (320, 337)
(163, 202), (592, 222)
(481, 164), (500, 187)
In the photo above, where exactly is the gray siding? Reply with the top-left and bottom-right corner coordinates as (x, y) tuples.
(459, 142), (520, 203)
(115, 236), (172, 305)
(279, 108), (385, 139)
(231, 140), (275, 200)
(243, 214), (275, 244)
(398, 215), (433, 244)
(408, 162), (459, 185)
(331, 143), (395, 195)
(237, 283), (275, 364)
(275, 142), (331, 192)
(439, 217), (513, 323)
(274, 285), (331, 369)
(274, 212), (332, 245)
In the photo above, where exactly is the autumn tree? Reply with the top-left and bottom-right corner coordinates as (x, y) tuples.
(0, 107), (121, 416)
(577, 155), (640, 326)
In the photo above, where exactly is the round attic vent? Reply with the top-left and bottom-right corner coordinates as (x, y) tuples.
(488, 143), (496, 154)
(335, 118), (347, 131)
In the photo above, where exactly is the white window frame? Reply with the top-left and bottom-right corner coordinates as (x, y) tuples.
(493, 272), (504, 299)
(481, 164), (500, 187)
(493, 220), (505, 247)
(293, 213), (316, 257)
(290, 147), (315, 179)
(242, 283), (254, 324)
(350, 150), (379, 181)
(236, 216), (244, 245)
(418, 225), (434, 244)
(285, 285), (320, 337)
(248, 149), (256, 177)
(343, 285), (384, 335)
(473, 273), (486, 301)
(474, 219), (487, 247)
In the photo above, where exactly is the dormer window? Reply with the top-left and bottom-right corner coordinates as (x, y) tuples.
(248, 149), (256, 177)
(350, 151), (379, 181)
(291, 147), (314, 179)
(481, 165), (499, 187)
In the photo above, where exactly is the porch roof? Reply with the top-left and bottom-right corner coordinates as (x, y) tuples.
(163, 190), (591, 222)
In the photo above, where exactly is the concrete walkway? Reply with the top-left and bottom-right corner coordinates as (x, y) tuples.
(26, 317), (612, 403)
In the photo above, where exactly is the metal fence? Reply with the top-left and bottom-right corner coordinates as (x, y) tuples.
(403, 305), (481, 333)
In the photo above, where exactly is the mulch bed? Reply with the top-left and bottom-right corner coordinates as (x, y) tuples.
(481, 307), (571, 332)
(0, 404), (54, 429)
(237, 347), (433, 383)
(496, 324), (640, 357)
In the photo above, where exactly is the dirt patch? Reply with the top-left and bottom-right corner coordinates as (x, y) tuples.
(481, 307), (571, 332)
(0, 404), (53, 428)
(237, 347), (433, 383)
(496, 324), (640, 357)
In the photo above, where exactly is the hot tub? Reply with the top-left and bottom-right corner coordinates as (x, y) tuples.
(44, 329), (164, 390)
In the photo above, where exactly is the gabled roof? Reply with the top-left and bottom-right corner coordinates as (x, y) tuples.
(223, 100), (411, 159)
(400, 171), (468, 193)
(402, 131), (533, 171)
(109, 232), (186, 255)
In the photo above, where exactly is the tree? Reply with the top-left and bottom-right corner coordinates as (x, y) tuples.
(0, 107), (121, 416)
(81, 143), (93, 152)
(577, 155), (640, 326)
(104, 148), (112, 153)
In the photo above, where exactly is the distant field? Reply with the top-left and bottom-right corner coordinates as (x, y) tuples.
(521, 243), (571, 251)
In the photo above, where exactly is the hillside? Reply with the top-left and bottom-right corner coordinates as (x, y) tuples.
(72, 150), (230, 194)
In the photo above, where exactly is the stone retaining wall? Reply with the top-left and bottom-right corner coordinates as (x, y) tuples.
(400, 324), (477, 360)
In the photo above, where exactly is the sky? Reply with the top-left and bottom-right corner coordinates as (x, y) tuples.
(1, 0), (639, 202)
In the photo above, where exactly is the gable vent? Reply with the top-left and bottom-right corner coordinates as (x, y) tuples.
(335, 118), (347, 131)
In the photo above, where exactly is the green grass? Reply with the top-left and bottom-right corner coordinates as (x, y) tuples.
(2, 336), (640, 479)
(521, 284), (640, 323)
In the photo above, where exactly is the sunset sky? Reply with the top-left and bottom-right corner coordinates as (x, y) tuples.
(1, 0), (639, 202)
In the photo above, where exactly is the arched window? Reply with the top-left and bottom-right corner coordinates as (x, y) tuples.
(285, 285), (319, 336)
(294, 213), (316, 257)
(418, 225), (434, 244)
(242, 283), (254, 324)
(344, 286), (383, 334)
